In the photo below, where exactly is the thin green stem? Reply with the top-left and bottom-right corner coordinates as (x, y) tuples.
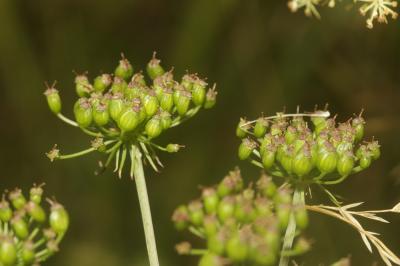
(132, 144), (160, 266)
(279, 186), (304, 266)
(58, 140), (116, 160)
(57, 113), (78, 127)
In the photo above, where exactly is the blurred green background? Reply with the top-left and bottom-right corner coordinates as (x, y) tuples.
(1, 0), (400, 265)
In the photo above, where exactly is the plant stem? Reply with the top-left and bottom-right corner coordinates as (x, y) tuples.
(132, 144), (160, 266)
(278, 186), (304, 266)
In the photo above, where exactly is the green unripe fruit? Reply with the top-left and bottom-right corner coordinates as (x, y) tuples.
(337, 153), (355, 176)
(234, 201), (256, 223)
(142, 93), (159, 117)
(29, 185), (43, 205)
(188, 201), (204, 226)
(44, 88), (62, 114)
(207, 235), (225, 255)
(181, 74), (195, 91)
(0, 201), (12, 222)
(175, 90), (191, 116)
(204, 87), (217, 109)
(131, 72), (146, 86)
(74, 99), (93, 128)
(159, 90), (174, 112)
(236, 118), (249, 138)
(285, 126), (297, 144)
(93, 103), (110, 126)
(0, 238), (17, 266)
(277, 204), (291, 230)
(311, 112), (327, 127)
(360, 155), (372, 169)
(295, 206), (308, 229)
(11, 216), (29, 239)
(217, 197), (235, 222)
(192, 79), (207, 106)
(238, 138), (256, 160)
(270, 124), (283, 136)
(111, 77), (128, 94)
(108, 94), (124, 121)
(280, 153), (293, 174)
(203, 215), (218, 236)
(202, 188), (219, 214)
(9, 189), (26, 210)
(352, 117), (365, 142)
(160, 111), (172, 130)
(254, 247), (276, 266)
(93, 73), (112, 93)
(146, 53), (165, 79)
(274, 189), (292, 205)
(368, 141), (381, 160)
(198, 253), (222, 266)
(118, 107), (140, 132)
(292, 152), (313, 177)
(114, 56), (133, 80)
(145, 116), (163, 138)
(293, 238), (311, 254)
(254, 198), (272, 217)
(166, 144), (182, 153)
(256, 175), (277, 199)
(317, 150), (338, 174)
(262, 149), (275, 170)
(265, 231), (280, 252)
(172, 205), (189, 231)
(125, 82), (144, 100)
(26, 201), (46, 223)
(50, 203), (69, 234)
(226, 234), (248, 262)
(254, 118), (268, 138)
(75, 74), (91, 97)
(21, 242), (35, 264)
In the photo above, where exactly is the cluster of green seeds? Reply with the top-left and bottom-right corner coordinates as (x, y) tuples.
(0, 185), (69, 266)
(236, 110), (380, 185)
(172, 169), (309, 266)
(45, 53), (217, 177)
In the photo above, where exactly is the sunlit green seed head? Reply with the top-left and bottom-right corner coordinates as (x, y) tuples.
(26, 201), (46, 223)
(75, 74), (92, 97)
(204, 86), (217, 109)
(254, 118), (269, 138)
(49, 203), (69, 234)
(93, 73), (112, 93)
(172, 205), (189, 231)
(0, 237), (17, 266)
(118, 106), (140, 132)
(44, 87), (62, 114)
(74, 99), (93, 128)
(11, 216), (29, 239)
(146, 52), (165, 80)
(145, 116), (163, 139)
(192, 78), (207, 106)
(114, 55), (134, 80)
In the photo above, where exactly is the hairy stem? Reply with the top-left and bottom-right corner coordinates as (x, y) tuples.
(132, 144), (160, 266)
(279, 186), (304, 266)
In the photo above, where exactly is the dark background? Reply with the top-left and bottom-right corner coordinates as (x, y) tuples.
(0, 0), (400, 265)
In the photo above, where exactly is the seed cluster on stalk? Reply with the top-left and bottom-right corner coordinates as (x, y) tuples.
(0, 185), (69, 266)
(172, 169), (310, 266)
(44, 53), (217, 178)
(236, 109), (380, 185)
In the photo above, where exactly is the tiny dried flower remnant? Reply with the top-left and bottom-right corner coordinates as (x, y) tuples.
(44, 53), (217, 179)
(0, 184), (69, 266)
(172, 169), (310, 266)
